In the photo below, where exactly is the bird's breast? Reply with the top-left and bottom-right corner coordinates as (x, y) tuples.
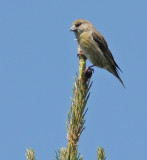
(79, 32), (92, 49)
(78, 32), (106, 67)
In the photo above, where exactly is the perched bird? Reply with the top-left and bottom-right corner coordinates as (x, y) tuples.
(70, 19), (125, 87)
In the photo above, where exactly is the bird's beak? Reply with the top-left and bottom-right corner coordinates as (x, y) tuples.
(70, 25), (76, 31)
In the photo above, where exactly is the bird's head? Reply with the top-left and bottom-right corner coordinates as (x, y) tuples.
(70, 19), (93, 35)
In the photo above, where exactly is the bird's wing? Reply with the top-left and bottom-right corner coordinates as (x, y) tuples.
(91, 30), (122, 72)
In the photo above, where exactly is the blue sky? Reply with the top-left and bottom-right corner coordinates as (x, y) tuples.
(0, 0), (147, 160)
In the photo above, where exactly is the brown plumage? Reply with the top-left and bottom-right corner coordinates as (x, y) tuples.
(71, 19), (125, 87)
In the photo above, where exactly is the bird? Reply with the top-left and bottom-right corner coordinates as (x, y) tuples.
(70, 19), (125, 87)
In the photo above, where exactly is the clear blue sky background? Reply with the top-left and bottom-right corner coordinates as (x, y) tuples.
(0, 0), (146, 160)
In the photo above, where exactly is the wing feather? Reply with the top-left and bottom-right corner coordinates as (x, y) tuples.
(92, 31), (122, 72)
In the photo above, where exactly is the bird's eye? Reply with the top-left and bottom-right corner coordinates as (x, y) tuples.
(75, 22), (82, 27)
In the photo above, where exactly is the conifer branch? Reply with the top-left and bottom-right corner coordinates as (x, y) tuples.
(66, 46), (92, 159)
(26, 148), (35, 160)
(97, 147), (106, 160)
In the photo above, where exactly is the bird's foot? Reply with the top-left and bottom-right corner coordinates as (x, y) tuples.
(77, 49), (84, 57)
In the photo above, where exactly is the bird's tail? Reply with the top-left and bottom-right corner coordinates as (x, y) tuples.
(107, 67), (125, 88)
(116, 73), (125, 88)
